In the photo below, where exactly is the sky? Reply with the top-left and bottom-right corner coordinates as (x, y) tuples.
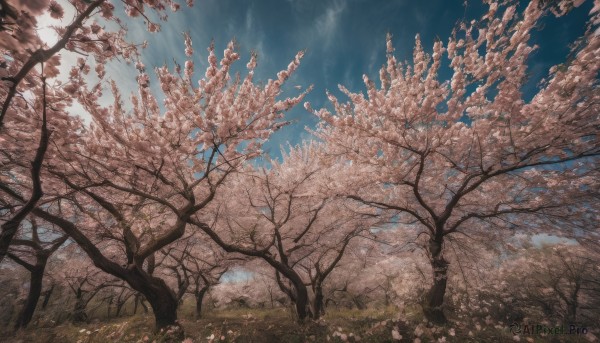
(43, 0), (593, 160)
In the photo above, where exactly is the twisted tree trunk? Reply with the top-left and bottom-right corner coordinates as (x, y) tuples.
(14, 258), (47, 329)
(423, 237), (448, 324)
(195, 286), (209, 319)
(312, 283), (325, 319)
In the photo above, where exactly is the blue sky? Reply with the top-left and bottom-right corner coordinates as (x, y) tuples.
(119, 0), (592, 160)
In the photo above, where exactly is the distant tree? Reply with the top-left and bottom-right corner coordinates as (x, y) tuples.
(158, 233), (234, 318)
(54, 249), (118, 323)
(191, 144), (380, 321)
(5, 218), (68, 329)
(497, 244), (600, 324)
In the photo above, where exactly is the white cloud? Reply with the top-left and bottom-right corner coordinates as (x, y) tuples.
(245, 6), (254, 32)
(290, 0), (347, 54)
(367, 47), (381, 77)
(314, 0), (346, 50)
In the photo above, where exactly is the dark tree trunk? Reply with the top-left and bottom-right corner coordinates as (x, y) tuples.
(0, 225), (20, 265)
(116, 301), (125, 317)
(111, 270), (179, 331)
(14, 261), (46, 329)
(133, 293), (149, 314)
(312, 283), (325, 319)
(195, 286), (209, 319)
(293, 281), (310, 321)
(133, 294), (140, 315)
(0, 77), (51, 264)
(566, 282), (580, 323)
(114, 289), (129, 317)
(352, 296), (367, 310)
(268, 288), (274, 308)
(72, 289), (88, 323)
(106, 295), (113, 318)
(148, 291), (178, 330)
(41, 284), (55, 310)
(141, 297), (149, 313)
(129, 274), (179, 332)
(423, 238), (448, 324)
(9, 231), (67, 329)
(275, 270), (310, 321)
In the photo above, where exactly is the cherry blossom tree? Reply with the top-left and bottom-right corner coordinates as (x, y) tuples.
(493, 243), (600, 324)
(0, 264), (27, 327)
(307, 0), (600, 323)
(187, 260), (230, 318)
(60, 256), (119, 323)
(191, 143), (380, 321)
(0, 0), (189, 126)
(190, 149), (322, 321)
(157, 232), (235, 318)
(250, 265), (291, 308)
(209, 273), (275, 309)
(4, 217), (68, 329)
(0, 72), (52, 264)
(0, 0), (193, 263)
(4, 37), (309, 332)
(320, 237), (418, 311)
(298, 222), (380, 318)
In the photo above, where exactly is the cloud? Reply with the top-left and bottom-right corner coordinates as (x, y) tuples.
(290, 0), (347, 55)
(367, 47), (381, 77)
(245, 6), (254, 32)
(313, 0), (346, 50)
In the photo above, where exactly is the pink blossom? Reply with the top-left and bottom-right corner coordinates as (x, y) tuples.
(48, 0), (64, 19)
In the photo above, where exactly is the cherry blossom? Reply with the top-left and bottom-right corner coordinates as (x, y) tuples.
(307, 0), (600, 323)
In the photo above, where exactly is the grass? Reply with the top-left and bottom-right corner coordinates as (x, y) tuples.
(3, 307), (395, 343)
(2, 306), (597, 343)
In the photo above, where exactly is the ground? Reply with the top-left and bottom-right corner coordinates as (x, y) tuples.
(2, 307), (596, 343)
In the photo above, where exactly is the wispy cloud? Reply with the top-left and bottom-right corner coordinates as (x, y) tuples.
(245, 6), (254, 32)
(290, 0), (347, 55)
(314, 0), (346, 49)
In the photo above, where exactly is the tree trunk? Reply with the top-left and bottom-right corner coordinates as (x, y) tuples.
(106, 295), (113, 318)
(41, 284), (55, 310)
(141, 297), (149, 313)
(268, 288), (274, 309)
(116, 301), (125, 317)
(133, 293), (149, 314)
(0, 85), (51, 264)
(566, 282), (580, 323)
(71, 286), (101, 323)
(352, 296), (367, 310)
(14, 262), (46, 329)
(148, 291), (178, 331)
(293, 281), (310, 321)
(567, 302), (577, 323)
(113, 264), (180, 332)
(195, 286), (208, 319)
(129, 274), (179, 332)
(312, 283), (325, 319)
(133, 294), (140, 315)
(423, 238), (448, 324)
(72, 289), (88, 323)
(275, 269), (310, 321)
